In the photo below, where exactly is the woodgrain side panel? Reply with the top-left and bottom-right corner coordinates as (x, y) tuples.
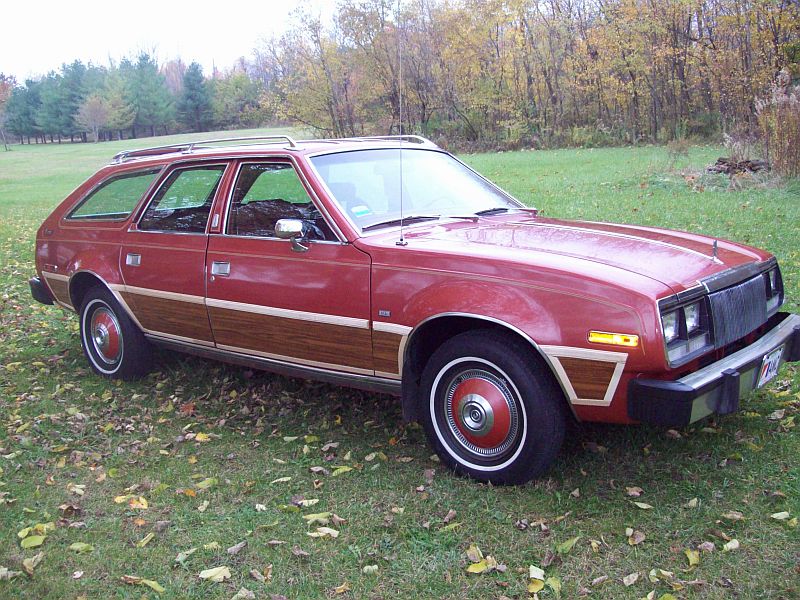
(373, 331), (403, 375)
(122, 292), (213, 342)
(557, 357), (616, 400)
(208, 307), (372, 371)
(43, 275), (71, 307)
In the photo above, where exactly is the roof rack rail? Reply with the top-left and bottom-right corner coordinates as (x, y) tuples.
(111, 135), (298, 163)
(331, 134), (435, 146)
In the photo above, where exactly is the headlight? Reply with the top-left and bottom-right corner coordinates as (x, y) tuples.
(684, 302), (701, 333)
(660, 299), (712, 365)
(662, 310), (679, 343)
(764, 267), (783, 313)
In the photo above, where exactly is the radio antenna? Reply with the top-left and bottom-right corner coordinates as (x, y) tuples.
(396, 0), (407, 247)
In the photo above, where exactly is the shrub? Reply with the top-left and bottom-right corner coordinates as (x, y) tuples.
(756, 69), (800, 178)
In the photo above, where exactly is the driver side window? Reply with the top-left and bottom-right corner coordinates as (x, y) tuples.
(226, 162), (334, 240)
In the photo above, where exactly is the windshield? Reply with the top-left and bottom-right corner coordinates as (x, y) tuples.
(310, 149), (521, 233)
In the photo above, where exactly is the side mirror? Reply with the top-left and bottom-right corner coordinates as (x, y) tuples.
(275, 218), (308, 252)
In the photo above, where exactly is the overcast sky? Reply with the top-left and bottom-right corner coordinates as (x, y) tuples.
(1, 0), (337, 81)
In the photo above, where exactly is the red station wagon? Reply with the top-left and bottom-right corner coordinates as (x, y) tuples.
(30, 135), (800, 484)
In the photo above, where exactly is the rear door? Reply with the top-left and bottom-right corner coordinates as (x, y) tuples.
(205, 158), (373, 374)
(120, 162), (230, 345)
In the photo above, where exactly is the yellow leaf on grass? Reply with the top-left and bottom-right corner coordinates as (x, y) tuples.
(198, 566), (231, 582)
(141, 579), (166, 594)
(22, 552), (44, 575)
(466, 544), (483, 562)
(136, 533), (155, 548)
(307, 526), (339, 539)
(334, 581), (351, 594)
(21, 535), (45, 549)
(129, 496), (148, 509)
(332, 466), (353, 476)
(545, 576), (562, 594)
(770, 511), (790, 520)
(528, 579), (545, 593)
(297, 499), (319, 507)
(195, 432), (211, 442)
(684, 549), (700, 567)
(270, 477), (291, 484)
(195, 478), (217, 490)
(69, 542), (94, 554)
(556, 536), (581, 555)
(633, 502), (654, 510)
(722, 539), (740, 552)
(303, 512), (332, 525)
(466, 560), (489, 574)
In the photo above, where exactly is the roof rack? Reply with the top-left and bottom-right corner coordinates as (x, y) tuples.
(111, 134), (298, 163)
(331, 134), (435, 146)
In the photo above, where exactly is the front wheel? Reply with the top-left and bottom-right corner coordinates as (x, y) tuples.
(420, 330), (567, 485)
(79, 287), (152, 380)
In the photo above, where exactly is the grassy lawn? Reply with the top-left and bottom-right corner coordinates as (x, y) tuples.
(1, 132), (798, 599)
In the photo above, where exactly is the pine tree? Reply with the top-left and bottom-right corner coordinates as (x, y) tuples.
(177, 62), (213, 132)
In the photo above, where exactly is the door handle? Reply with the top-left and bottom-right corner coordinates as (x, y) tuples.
(126, 253), (141, 267)
(211, 261), (231, 276)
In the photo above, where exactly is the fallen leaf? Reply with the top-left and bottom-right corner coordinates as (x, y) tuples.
(198, 566), (232, 582)
(545, 576), (562, 595)
(0, 567), (23, 581)
(443, 509), (457, 523)
(626, 486), (644, 497)
(250, 569), (266, 583)
(633, 502), (654, 510)
(362, 564), (379, 574)
(307, 526), (339, 539)
(721, 511), (745, 521)
(334, 581), (350, 594)
(627, 529), (646, 546)
(231, 588), (256, 600)
(270, 477), (291, 484)
(770, 511), (790, 521)
(722, 539), (740, 552)
(591, 575), (609, 586)
(203, 542), (221, 550)
(227, 541), (247, 555)
(175, 547), (198, 565)
(195, 478), (217, 490)
(556, 536), (581, 555)
(303, 512), (332, 526)
(767, 409), (785, 421)
(21, 535), (45, 549)
(623, 572), (639, 586)
(697, 541), (715, 553)
(195, 432), (211, 442)
(197, 500), (209, 513)
(69, 542), (94, 554)
(684, 498), (699, 508)
(332, 466), (353, 476)
(684, 549), (700, 567)
(22, 552), (44, 575)
(466, 544), (483, 563)
(291, 545), (309, 558)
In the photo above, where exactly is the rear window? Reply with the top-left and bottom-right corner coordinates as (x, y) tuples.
(68, 168), (161, 220)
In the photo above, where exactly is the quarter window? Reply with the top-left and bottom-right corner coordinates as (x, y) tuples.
(68, 168), (161, 220)
(226, 162), (334, 240)
(139, 165), (226, 233)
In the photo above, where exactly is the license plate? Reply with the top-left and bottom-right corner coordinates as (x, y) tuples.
(757, 345), (784, 388)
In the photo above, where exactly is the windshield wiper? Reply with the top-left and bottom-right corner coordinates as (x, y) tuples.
(474, 207), (512, 216)
(362, 215), (440, 232)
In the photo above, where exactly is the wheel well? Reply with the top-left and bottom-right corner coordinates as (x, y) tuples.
(69, 272), (105, 310)
(401, 316), (567, 422)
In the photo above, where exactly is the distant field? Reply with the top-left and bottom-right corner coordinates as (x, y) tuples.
(0, 133), (798, 599)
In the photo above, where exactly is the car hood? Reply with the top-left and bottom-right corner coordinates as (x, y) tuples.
(386, 215), (769, 292)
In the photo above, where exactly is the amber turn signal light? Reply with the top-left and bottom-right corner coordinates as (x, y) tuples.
(588, 331), (639, 347)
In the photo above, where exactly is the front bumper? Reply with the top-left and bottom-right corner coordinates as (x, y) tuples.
(29, 276), (54, 305)
(628, 312), (800, 426)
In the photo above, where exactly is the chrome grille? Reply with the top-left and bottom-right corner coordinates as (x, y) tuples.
(709, 275), (767, 348)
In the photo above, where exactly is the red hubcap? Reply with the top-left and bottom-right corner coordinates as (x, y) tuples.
(444, 369), (520, 458)
(90, 307), (121, 364)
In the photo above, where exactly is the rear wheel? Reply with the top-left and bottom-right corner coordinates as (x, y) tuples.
(420, 330), (567, 485)
(79, 287), (152, 380)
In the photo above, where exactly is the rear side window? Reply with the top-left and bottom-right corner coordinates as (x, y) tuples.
(139, 165), (226, 233)
(68, 168), (161, 220)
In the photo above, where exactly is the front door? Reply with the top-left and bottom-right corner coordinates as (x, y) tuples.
(205, 159), (373, 374)
(120, 163), (229, 346)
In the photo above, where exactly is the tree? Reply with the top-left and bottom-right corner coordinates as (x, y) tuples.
(4, 80), (41, 143)
(0, 74), (14, 150)
(211, 70), (263, 129)
(75, 93), (110, 141)
(104, 71), (136, 140)
(177, 62), (213, 132)
(128, 53), (174, 137)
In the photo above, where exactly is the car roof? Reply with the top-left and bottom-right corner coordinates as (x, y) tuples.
(108, 134), (441, 166)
